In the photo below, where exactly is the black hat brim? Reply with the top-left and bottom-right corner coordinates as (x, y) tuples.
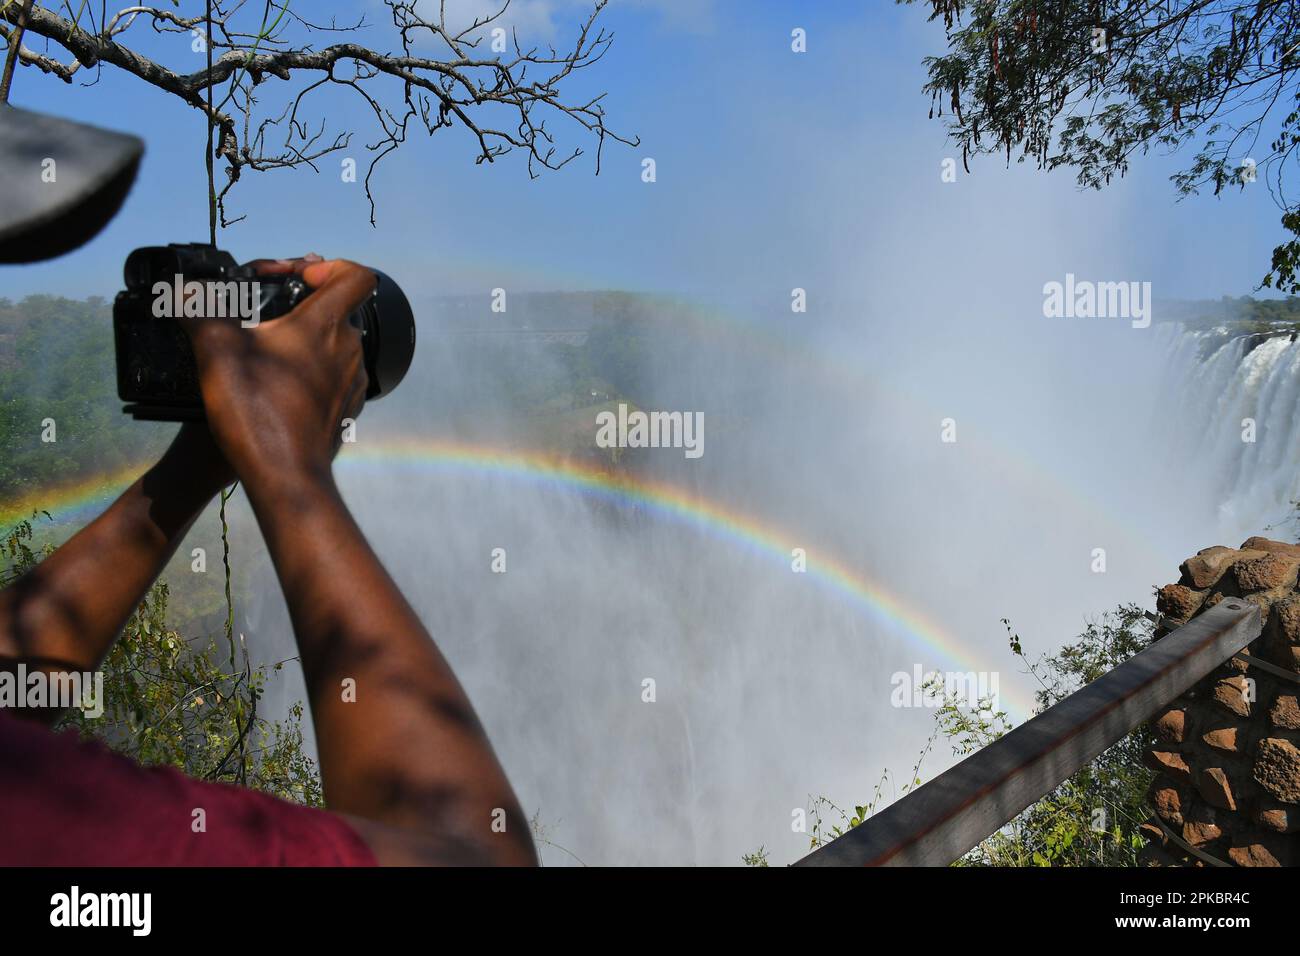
(0, 105), (144, 263)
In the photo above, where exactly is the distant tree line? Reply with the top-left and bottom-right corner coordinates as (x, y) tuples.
(0, 295), (169, 499)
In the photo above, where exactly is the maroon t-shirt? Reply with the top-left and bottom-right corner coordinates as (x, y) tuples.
(0, 710), (375, 866)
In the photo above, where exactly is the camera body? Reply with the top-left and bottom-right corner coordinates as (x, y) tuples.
(113, 243), (415, 421)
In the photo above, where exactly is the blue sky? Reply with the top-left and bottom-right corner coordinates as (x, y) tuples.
(0, 0), (1282, 304)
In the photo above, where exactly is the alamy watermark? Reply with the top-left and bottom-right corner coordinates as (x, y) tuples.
(595, 402), (704, 459)
(50, 886), (151, 936)
(1042, 273), (1151, 329)
(151, 275), (263, 328)
(890, 664), (1000, 715)
(0, 663), (103, 717)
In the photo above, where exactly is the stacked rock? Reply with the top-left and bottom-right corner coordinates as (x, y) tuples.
(1141, 537), (1300, 866)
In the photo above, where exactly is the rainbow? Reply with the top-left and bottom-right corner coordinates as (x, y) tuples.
(337, 436), (1036, 718)
(0, 462), (150, 529)
(0, 437), (1037, 719)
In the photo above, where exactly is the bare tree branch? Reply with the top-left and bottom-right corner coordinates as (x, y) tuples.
(0, 0), (36, 102)
(1, 1), (638, 225)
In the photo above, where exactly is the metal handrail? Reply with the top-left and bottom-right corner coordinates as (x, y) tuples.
(795, 599), (1262, 866)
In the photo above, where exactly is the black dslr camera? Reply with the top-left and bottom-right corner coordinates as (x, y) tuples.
(113, 243), (416, 421)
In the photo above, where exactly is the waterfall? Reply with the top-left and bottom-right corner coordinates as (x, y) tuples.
(1159, 325), (1300, 540)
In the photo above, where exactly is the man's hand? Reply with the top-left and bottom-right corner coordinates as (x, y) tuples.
(178, 257), (376, 488)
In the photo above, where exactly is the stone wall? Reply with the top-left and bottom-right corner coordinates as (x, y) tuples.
(1140, 537), (1300, 866)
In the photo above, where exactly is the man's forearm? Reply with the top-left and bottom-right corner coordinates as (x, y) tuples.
(242, 467), (535, 863)
(0, 425), (230, 672)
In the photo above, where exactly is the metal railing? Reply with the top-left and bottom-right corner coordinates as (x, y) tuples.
(795, 599), (1262, 867)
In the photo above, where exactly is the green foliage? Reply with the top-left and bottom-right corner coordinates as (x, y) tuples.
(969, 608), (1154, 867)
(756, 604), (1155, 866)
(0, 296), (170, 498)
(1265, 209), (1300, 293)
(1, 516), (322, 805)
(1168, 294), (1300, 332)
(902, 0), (1300, 291)
(0, 514), (46, 573)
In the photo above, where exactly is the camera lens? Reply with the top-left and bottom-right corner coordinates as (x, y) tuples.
(361, 270), (416, 400)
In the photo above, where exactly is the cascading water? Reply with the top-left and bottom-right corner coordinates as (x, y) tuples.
(1157, 324), (1300, 540)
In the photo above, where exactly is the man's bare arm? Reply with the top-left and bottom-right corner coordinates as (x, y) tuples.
(183, 257), (536, 866)
(243, 469), (536, 865)
(0, 424), (232, 723)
